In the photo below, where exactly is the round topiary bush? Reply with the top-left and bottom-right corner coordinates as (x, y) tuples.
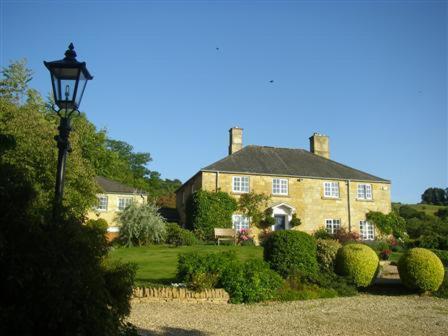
(263, 230), (318, 278)
(398, 248), (445, 292)
(335, 243), (379, 287)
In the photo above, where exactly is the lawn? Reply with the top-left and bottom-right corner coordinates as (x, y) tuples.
(109, 244), (262, 286)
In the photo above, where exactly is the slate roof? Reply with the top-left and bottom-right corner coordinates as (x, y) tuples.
(201, 145), (389, 183)
(95, 176), (144, 194)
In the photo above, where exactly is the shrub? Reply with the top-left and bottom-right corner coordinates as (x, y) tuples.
(165, 223), (198, 246)
(313, 271), (358, 297)
(177, 251), (235, 290)
(263, 230), (318, 278)
(313, 227), (333, 240)
(366, 211), (406, 239)
(434, 272), (448, 299)
(237, 228), (255, 246)
(118, 202), (166, 246)
(397, 248), (445, 292)
(316, 239), (341, 272)
(220, 259), (283, 303)
(379, 249), (392, 261)
(334, 228), (360, 244)
(289, 214), (301, 228)
(431, 249), (448, 267)
(335, 243), (379, 287)
(86, 218), (109, 232)
(185, 190), (237, 240)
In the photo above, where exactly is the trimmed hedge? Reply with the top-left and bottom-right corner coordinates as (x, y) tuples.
(176, 252), (283, 303)
(431, 249), (448, 267)
(335, 243), (379, 287)
(165, 223), (198, 246)
(263, 231), (318, 278)
(398, 248), (445, 292)
(220, 259), (283, 304)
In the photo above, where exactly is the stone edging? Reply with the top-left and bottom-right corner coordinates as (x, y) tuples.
(132, 287), (230, 304)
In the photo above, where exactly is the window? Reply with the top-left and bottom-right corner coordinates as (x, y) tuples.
(232, 214), (250, 231)
(272, 178), (288, 195)
(232, 176), (249, 193)
(357, 184), (372, 200)
(325, 219), (341, 234)
(360, 221), (375, 240)
(118, 197), (133, 211)
(96, 195), (108, 211)
(324, 182), (339, 198)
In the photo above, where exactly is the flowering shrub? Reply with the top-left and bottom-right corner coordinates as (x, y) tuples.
(237, 229), (255, 246)
(334, 228), (360, 244)
(379, 249), (392, 261)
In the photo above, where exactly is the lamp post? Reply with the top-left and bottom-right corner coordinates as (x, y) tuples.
(44, 43), (93, 217)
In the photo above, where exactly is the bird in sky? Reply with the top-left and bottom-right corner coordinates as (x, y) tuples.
(216, 47), (220, 51)
(269, 80), (274, 83)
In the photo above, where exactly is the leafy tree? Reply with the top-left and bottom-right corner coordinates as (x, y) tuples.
(0, 142), (136, 335)
(421, 187), (448, 205)
(117, 202), (167, 246)
(0, 59), (33, 104)
(238, 192), (271, 228)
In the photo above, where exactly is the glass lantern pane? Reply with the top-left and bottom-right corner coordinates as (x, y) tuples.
(60, 79), (76, 102)
(75, 71), (88, 107)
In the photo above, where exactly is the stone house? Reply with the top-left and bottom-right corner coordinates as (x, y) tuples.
(176, 128), (391, 241)
(87, 176), (147, 239)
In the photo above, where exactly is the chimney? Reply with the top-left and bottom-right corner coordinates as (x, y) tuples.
(309, 133), (330, 159)
(229, 127), (243, 155)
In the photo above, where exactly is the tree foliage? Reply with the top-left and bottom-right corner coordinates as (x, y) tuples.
(0, 60), (181, 216)
(185, 190), (237, 240)
(421, 187), (448, 205)
(0, 146), (136, 335)
(117, 202), (167, 246)
(238, 192), (271, 228)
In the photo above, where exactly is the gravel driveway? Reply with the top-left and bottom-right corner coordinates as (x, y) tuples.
(129, 294), (448, 336)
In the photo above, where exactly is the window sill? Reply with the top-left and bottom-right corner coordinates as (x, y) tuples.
(321, 196), (341, 200)
(356, 198), (374, 202)
(231, 191), (250, 195)
(271, 194), (290, 197)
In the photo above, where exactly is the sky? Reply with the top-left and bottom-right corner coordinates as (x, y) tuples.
(1, 0), (446, 203)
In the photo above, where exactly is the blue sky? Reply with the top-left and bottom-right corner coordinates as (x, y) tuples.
(1, 0), (446, 203)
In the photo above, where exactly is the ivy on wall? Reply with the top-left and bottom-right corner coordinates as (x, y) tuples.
(185, 190), (238, 240)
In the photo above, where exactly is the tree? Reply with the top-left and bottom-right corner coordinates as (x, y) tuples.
(0, 142), (136, 335)
(421, 187), (448, 205)
(117, 202), (167, 246)
(0, 59), (33, 104)
(237, 192), (271, 228)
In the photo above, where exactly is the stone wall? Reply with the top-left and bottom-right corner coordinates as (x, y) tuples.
(200, 171), (391, 235)
(132, 287), (229, 304)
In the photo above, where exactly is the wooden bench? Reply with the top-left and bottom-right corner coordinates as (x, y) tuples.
(214, 228), (237, 245)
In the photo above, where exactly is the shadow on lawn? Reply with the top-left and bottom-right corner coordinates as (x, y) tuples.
(137, 326), (208, 336)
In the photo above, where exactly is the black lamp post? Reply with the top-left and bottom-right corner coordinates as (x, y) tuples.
(44, 43), (93, 217)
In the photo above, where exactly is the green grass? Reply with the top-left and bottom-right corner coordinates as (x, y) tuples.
(390, 252), (403, 263)
(392, 203), (445, 216)
(109, 244), (263, 286)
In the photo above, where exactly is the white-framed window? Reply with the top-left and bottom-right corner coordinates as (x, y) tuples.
(357, 184), (372, 200)
(325, 219), (341, 234)
(272, 178), (288, 195)
(324, 181), (340, 198)
(232, 214), (250, 231)
(232, 176), (249, 193)
(96, 195), (108, 211)
(360, 221), (375, 240)
(118, 197), (133, 211)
